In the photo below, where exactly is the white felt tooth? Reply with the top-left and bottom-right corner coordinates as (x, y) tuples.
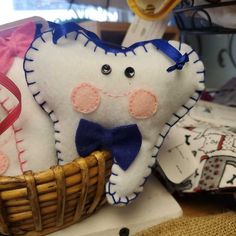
(161, 124), (170, 137)
(34, 94), (44, 105)
(198, 82), (205, 91)
(112, 163), (123, 175)
(133, 46), (148, 56)
(32, 33), (49, 50)
(25, 74), (34, 84)
(42, 105), (51, 114)
(85, 40), (96, 50)
(195, 60), (204, 72)
(106, 183), (116, 198)
(30, 41), (40, 51)
(143, 167), (152, 177)
(181, 43), (192, 53)
(106, 52), (115, 56)
(129, 193), (137, 201)
(109, 173), (119, 184)
(116, 52), (126, 58)
(118, 196), (128, 204)
(125, 51), (136, 57)
(192, 92), (200, 100)
(50, 113), (57, 122)
(176, 106), (188, 117)
(105, 182), (109, 192)
(188, 50), (198, 62)
(14, 128), (23, 142)
(138, 178), (146, 187)
(168, 115), (179, 126)
(156, 136), (164, 147)
(57, 151), (62, 160)
(168, 40), (179, 49)
(137, 186), (143, 193)
(95, 46), (106, 54)
(54, 122), (60, 131)
(24, 65), (35, 74)
(109, 182), (116, 192)
(106, 193), (115, 205)
(17, 142), (25, 153)
(185, 99), (197, 108)
(65, 32), (78, 40)
(55, 142), (63, 151)
(149, 156), (156, 166)
(198, 75), (205, 84)
(29, 84), (39, 94)
(41, 31), (53, 42)
(144, 42), (155, 51)
(75, 33), (88, 45)
(112, 192), (120, 203)
(152, 146), (159, 156)
(24, 49), (35, 63)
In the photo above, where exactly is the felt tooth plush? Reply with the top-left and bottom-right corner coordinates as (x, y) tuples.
(24, 22), (205, 206)
(0, 22), (56, 176)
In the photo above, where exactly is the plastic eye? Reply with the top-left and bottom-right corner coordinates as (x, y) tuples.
(101, 64), (112, 75)
(124, 67), (135, 78)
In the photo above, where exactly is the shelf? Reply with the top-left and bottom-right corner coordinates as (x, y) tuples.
(174, 0), (236, 34)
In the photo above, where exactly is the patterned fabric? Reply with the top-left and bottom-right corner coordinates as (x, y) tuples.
(157, 101), (236, 194)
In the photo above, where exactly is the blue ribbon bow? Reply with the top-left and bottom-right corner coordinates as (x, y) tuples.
(75, 119), (142, 171)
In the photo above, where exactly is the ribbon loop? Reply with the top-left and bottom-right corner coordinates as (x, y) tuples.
(167, 53), (189, 72)
(0, 73), (22, 135)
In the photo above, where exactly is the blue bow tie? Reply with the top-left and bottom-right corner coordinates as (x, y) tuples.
(75, 119), (142, 171)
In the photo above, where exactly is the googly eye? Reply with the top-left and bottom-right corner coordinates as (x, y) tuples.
(124, 67), (135, 78)
(101, 64), (112, 75)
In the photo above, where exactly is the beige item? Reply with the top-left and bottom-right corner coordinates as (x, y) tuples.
(136, 212), (236, 236)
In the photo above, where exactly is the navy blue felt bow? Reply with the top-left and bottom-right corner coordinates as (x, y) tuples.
(75, 119), (142, 171)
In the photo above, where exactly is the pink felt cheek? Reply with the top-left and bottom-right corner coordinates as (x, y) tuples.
(0, 152), (9, 175)
(128, 89), (158, 119)
(71, 83), (101, 114)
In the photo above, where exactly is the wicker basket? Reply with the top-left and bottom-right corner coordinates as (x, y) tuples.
(0, 150), (112, 236)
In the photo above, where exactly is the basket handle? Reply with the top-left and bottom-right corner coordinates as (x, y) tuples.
(0, 72), (21, 135)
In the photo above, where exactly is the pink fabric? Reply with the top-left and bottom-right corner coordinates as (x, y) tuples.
(128, 89), (158, 119)
(0, 73), (22, 135)
(71, 83), (101, 114)
(0, 152), (9, 175)
(0, 22), (35, 74)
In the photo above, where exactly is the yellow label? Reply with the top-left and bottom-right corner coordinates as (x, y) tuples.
(127, 0), (181, 20)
